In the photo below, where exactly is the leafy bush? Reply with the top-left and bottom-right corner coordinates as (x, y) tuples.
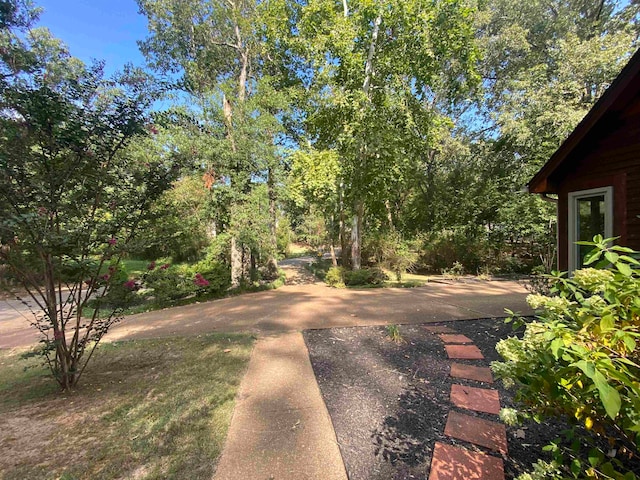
(364, 231), (418, 280)
(97, 263), (143, 309)
(325, 266), (346, 288)
(141, 259), (230, 306)
(492, 236), (640, 479)
(417, 229), (490, 273)
(441, 261), (464, 279)
(344, 267), (388, 286)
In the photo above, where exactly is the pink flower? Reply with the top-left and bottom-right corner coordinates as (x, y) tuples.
(147, 261), (156, 270)
(101, 274), (110, 281)
(108, 237), (117, 246)
(123, 280), (137, 290)
(160, 263), (170, 270)
(194, 273), (209, 287)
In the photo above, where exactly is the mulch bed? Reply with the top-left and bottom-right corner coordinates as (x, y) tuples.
(303, 318), (565, 480)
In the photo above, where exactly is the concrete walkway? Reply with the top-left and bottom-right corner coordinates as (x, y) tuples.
(215, 332), (347, 480)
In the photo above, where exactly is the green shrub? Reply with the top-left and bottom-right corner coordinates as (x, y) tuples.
(385, 324), (404, 344)
(307, 258), (331, 280)
(492, 236), (640, 479)
(364, 231), (418, 280)
(143, 259), (231, 305)
(325, 266), (346, 288)
(441, 261), (464, 279)
(344, 267), (388, 286)
(96, 262), (143, 309)
(417, 229), (489, 273)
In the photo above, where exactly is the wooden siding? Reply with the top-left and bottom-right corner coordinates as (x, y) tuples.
(553, 92), (640, 270)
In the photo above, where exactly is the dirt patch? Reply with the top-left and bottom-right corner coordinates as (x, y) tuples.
(304, 319), (566, 480)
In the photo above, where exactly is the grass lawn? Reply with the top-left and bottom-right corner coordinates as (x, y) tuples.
(0, 334), (254, 480)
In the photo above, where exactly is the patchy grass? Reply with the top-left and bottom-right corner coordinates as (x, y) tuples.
(0, 334), (254, 480)
(383, 271), (430, 288)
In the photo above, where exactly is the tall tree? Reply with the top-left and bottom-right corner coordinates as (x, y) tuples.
(138, 0), (288, 285)
(293, 0), (481, 269)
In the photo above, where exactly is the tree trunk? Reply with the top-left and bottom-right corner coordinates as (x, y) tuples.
(231, 236), (243, 288)
(330, 243), (338, 267)
(339, 179), (347, 267)
(349, 13), (381, 271)
(266, 165), (278, 277)
(351, 200), (363, 270)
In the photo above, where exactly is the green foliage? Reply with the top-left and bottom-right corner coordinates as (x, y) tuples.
(142, 260), (231, 306)
(385, 324), (404, 344)
(325, 266), (346, 288)
(417, 229), (489, 273)
(276, 216), (294, 256)
(0, 3), (177, 389)
(364, 231), (418, 281)
(344, 267), (388, 287)
(96, 263), (142, 309)
(442, 261), (465, 279)
(131, 174), (212, 262)
(493, 236), (640, 479)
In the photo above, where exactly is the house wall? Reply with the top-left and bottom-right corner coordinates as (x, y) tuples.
(554, 96), (640, 271)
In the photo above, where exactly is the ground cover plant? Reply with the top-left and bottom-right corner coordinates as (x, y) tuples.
(493, 236), (640, 479)
(0, 333), (253, 480)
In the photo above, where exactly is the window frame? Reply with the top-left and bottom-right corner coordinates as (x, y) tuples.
(568, 186), (613, 273)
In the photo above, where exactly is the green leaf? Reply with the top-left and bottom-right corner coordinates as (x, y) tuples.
(593, 372), (621, 419)
(570, 458), (581, 476)
(600, 315), (614, 331)
(619, 255), (640, 265)
(583, 248), (601, 265)
(550, 337), (563, 360)
(616, 262), (633, 276)
(605, 251), (619, 264)
(588, 448), (603, 467)
(574, 360), (595, 378)
(623, 336), (636, 352)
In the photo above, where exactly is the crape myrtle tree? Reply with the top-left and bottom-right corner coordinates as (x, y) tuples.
(0, 1), (181, 389)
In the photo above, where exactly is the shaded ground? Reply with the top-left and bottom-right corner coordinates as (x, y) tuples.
(304, 319), (565, 480)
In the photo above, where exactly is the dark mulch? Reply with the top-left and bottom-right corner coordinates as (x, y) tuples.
(303, 318), (565, 480)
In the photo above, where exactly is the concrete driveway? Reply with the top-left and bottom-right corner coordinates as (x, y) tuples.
(0, 278), (531, 349)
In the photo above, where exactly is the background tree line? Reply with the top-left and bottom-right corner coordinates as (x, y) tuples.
(132, 0), (639, 279)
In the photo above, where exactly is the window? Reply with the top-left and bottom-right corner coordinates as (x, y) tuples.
(568, 187), (613, 272)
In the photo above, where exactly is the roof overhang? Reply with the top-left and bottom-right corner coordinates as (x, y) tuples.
(528, 48), (640, 194)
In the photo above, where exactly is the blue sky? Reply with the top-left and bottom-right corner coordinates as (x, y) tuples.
(36, 0), (149, 76)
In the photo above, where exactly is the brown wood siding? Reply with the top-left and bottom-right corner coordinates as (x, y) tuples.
(554, 94), (640, 271)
